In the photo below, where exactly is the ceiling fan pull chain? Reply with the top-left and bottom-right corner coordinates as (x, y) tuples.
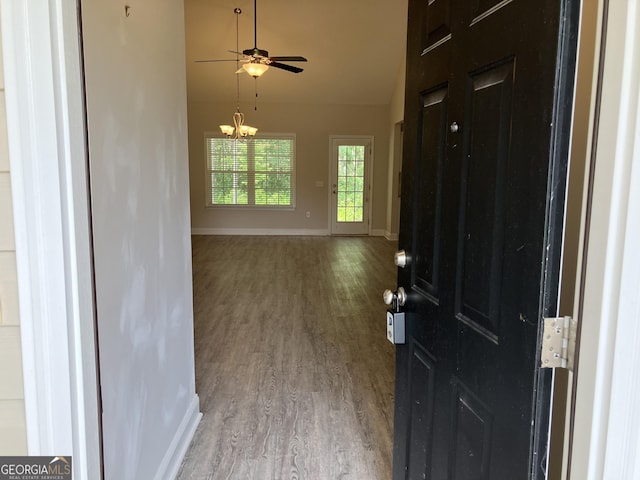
(254, 78), (259, 111)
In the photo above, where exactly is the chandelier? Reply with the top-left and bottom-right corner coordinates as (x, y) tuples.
(219, 8), (258, 140)
(220, 109), (257, 138)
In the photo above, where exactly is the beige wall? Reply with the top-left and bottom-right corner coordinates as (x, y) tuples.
(0, 29), (28, 455)
(188, 101), (390, 233)
(385, 55), (406, 239)
(389, 55), (406, 126)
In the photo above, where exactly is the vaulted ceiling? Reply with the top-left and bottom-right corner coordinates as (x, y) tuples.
(184, 0), (408, 106)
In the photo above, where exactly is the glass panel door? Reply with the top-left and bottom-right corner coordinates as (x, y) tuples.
(330, 137), (372, 235)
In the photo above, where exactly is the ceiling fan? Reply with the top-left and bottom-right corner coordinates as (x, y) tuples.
(196, 0), (308, 77)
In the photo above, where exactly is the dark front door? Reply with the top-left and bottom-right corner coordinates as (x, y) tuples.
(392, 0), (578, 479)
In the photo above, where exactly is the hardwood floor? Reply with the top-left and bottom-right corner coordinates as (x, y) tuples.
(177, 236), (398, 480)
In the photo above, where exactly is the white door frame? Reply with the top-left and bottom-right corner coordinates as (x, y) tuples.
(568, 0), (640, 477)
(0, 0), (101, 478)
(2, 0), (639, 478)
(328, 135), (374, 235)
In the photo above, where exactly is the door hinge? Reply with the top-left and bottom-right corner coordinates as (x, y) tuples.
(541, 316), (577, 371)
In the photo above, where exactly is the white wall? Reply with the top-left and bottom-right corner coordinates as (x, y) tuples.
(81, 0), (200, 478)
(570, 0), (640, 477)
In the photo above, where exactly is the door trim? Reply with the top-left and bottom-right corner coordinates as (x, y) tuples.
(0, 0), (101, 476)
(569, 0), (640, 477)
(328, 135), (374, 235)
(384, 122), (403, 241)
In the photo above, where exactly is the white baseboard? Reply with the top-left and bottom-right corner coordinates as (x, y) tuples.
(153, 394), (202, 480)
(191, 228), (395, 238)
(192, 227), (330, 236)
(384, 231), (399, 241)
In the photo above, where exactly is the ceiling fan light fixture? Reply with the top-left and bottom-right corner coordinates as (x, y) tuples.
(242, 62), (269, 77)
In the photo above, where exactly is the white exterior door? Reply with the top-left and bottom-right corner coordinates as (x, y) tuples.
(330, 136), (372, 235)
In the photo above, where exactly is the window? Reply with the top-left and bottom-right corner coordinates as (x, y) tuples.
(205, 134), (295, 208)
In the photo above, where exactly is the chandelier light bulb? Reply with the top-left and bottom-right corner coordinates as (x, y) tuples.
(219, 125), (235, 136)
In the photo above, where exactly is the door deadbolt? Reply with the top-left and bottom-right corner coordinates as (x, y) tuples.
(394, 250), (408, 268)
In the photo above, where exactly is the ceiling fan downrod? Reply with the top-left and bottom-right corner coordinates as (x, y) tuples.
(245, 0), (269, 58)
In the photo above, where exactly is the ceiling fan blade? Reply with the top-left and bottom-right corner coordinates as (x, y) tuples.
(270, 62), (304, 74)
(269, 56), (308, 62)
(195, 59), (238, 63)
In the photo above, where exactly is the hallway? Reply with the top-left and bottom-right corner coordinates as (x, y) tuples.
(177, 236), (397, 479)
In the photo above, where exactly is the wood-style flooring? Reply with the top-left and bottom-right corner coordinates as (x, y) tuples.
(177, 236), (398, 480)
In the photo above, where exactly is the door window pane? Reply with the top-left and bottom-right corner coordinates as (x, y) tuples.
(336, 145), (365, 222)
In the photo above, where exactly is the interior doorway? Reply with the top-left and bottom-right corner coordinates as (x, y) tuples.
(7, 0), (632, 478)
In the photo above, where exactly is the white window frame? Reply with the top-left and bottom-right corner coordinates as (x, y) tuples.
(203, 133), (297, 210)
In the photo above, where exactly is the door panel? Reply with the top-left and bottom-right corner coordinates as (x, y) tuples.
(470, 0), (514, 24)
(406, 344), (437, 479)
(450, 381), (493, 480)
(456, 59), (513, 340)
(414, 86), (448, 299)
(423, 0), (452, 50)
(393, 0), (579, 479)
